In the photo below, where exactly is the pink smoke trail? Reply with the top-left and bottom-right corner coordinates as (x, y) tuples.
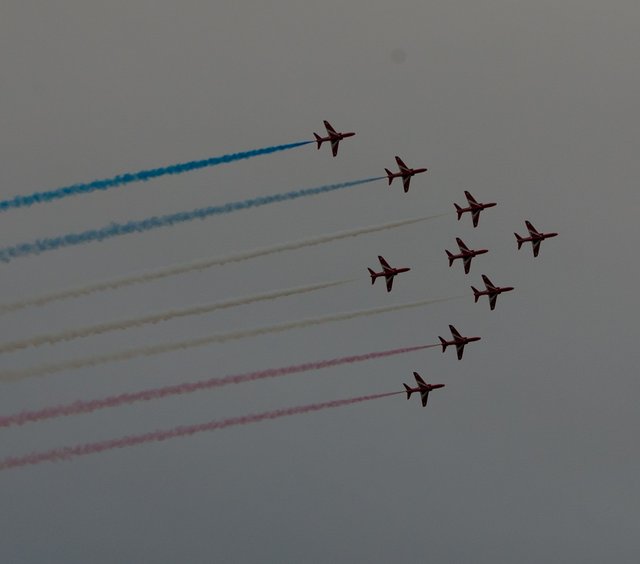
(0, 344), (437, 428)
(0, 391), (402, 470)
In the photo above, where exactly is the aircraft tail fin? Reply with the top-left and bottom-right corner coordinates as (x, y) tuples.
(454, 203), (463, 220)
(515, 233), (524, 249)
(313, 133), (323, 149)
(384, 169), (394, 185)
(445, 250), (455, 267)
(403, 383), (413, 399)
(471, 286), (481, 302)
(439, 336), (448, 352)
(367, 268), (377, 284)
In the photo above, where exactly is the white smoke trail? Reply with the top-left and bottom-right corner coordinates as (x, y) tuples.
(0, 215), (444, 314)
(0, 296), (459, 383)
(0, 279), (351, 354)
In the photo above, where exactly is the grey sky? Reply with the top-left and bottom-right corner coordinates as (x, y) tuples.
(1, 1), (639, 562)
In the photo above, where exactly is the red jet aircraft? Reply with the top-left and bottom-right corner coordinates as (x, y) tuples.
(313, 120), (356, 157)
(515, 220), (558, 257)
(438, 325), (481, 360)
(403, 372), (445, 407)
(454, 191), (497, 228)
(445, 237), (489, 274)
(368, 255), (410, 292)
(384, 156), (428, 192)
(472, 274), (514, 310)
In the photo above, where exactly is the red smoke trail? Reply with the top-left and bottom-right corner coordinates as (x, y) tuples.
(0, 344), (437, 428)
(0, 391), (402, 470)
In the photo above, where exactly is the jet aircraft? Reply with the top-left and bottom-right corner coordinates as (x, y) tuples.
(438, 325), (481, 360)
(472, 274), (514, 310)
(384, 156), (428, 192)
(403, 372), (445, 407)
(367, 255), (410, 292)
(445, 238), (489, 274)
(454, 191), (497, 227)
(515, 220), (558, 257)
(313, 120), (356, 157)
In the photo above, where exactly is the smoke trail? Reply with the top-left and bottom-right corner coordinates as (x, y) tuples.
(0, 279), (351, 354)
(0, 215), (441, 314)
(0, 296), (459, 382)
(0, 141), (311, 213)
(0, 177), (383, 263)
(0, 344), (436, 427)
(0, 391), (402, 470)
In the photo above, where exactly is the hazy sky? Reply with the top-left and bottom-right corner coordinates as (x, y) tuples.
(1, 1), (638, 562)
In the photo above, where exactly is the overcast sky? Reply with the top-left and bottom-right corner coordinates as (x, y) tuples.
(1, 1), (639, 562)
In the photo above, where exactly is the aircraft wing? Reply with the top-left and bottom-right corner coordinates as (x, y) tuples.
(385, 275), (394, 292)
(420, 390), (429, 407)
(402, 176), (411, 193)
(395, 156), (409, 171)
(532, 240), (541, 257)
(456, 238), (469, 251)
(330, 139), (339, 157)
(465, 191), (478, 205)
(463, 257), (472, 274)
(525, 220), (539, 236)
(472, 210), (480, 228)
(378, 255), (391, 269)
(456, 343), (464, 360)
(323, 120), (337, 134)
(413, 372), (427, 386)
(449, 325), (462, 338)
(481, 274), (495, 289)
(489, 293), (497, 310)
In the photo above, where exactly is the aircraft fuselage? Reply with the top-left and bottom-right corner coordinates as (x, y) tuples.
(481, 286), (514, 296)
(469, 202), (496, 213)
(370, 266), (410, 278)
(318, 131), (355, 143)
(522, 232), (558, 242)
(453, 248), (488, 260)
(406, 383), (445, 395)
(388, 167), (427, 180)
(451, 336), (481, 347)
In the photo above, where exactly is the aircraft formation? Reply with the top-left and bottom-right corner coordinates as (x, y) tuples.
(314, 120), (558, 408)
(0, 119), (561, 469)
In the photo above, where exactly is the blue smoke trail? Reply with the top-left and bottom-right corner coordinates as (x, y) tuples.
(0, 177), (383, 263)
(0, 141), (312, 213)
